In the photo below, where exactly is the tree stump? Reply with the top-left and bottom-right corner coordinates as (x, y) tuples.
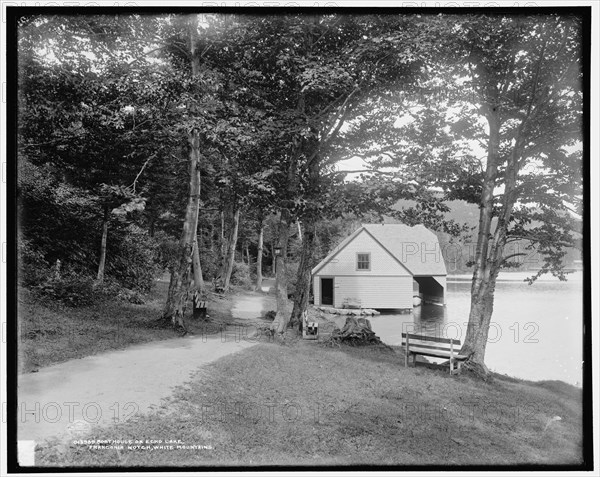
(323, 316), (385, 347)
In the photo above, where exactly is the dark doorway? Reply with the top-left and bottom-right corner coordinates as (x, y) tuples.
(321, 278), (334, 306)
(413, 276), (444, 305)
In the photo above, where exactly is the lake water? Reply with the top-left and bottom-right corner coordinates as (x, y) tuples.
(367, 271), (584, 386)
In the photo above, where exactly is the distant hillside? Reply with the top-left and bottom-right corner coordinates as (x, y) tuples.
(390, 199), (582, 275)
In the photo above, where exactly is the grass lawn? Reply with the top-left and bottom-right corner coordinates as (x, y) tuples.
(35, 340), (584, 467)
(18, 277), (241, 373)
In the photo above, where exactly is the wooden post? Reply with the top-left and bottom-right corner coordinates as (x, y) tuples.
(449, 338), (454, 375)
(405, 334), (410, 368)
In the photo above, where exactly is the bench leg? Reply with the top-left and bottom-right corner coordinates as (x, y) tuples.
(405, 352), (415, 368)
(449, 359), (464, 375)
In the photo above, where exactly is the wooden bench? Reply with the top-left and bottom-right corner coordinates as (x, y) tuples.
(192, 292), (208, 320)
(401, 332), (467, 375)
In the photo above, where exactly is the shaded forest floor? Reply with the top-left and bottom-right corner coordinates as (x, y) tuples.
(18, 275), (253, 374)
(35, 341), (584, 467)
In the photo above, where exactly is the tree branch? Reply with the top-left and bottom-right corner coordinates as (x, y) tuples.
(129, 154), (155, 193)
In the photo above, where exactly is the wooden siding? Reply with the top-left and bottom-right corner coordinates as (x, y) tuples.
(314, 275), (413, 309)
(316, 229), (411, 277)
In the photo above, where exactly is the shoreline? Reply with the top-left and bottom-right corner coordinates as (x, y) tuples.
(447, 270), (584, 282)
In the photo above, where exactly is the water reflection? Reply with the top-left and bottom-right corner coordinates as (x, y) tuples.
(367, 273), (583, 386)
(368, 305), (449, 347)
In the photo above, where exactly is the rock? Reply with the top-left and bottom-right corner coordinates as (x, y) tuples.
(342, 298), (362, 309)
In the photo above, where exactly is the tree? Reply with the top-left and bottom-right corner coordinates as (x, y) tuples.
(210, 14), (441, 333)
(449, 14), (583, 373)
(351, 13), (583, 373)
(18, 15), (171, 290)
(161, 15), (210, 328)
(96, 185), (145, 282)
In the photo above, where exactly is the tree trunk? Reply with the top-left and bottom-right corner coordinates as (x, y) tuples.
(217, 207), (240, 293)
(163, 129), (202, 328)
(290, 221), (316, 328)
(460, 108), (505, 373)
(254, 220), (264, 291)
(209, 217), (215, 252)
(163, 15), (204, 329)
(96, 205), (110, 282)
(271, 242), (276, 276)
(192, 229), (207, 321)
(192, 230), (203, 294)
(271, 208), (292, 333)
(148, 212), (156, 238)
(461, 274), (498, 370)
(220, 211), (225, 256)
(461, 106), (523, 374)
(290, 134), (320, 329)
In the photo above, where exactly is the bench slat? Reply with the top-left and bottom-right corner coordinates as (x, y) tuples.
(402, 342), (458, 353)
(402, 338), (461, 349)
(407, 348), (467, 359)
(402, 332), (461, 345)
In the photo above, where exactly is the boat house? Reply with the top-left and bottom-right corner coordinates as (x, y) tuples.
(311, 224), (447, 310)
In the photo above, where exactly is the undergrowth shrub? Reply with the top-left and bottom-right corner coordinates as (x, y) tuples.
(231, 261), (252, 288)
(34, 273), (122, 307)
(18, 237), (51, 287)
(35, 275), (100, 307)
(156, 232), (180, 272)
(19, 160), (165, 295)
(200, 248), (220, 282)
(107, 225), (161, 292)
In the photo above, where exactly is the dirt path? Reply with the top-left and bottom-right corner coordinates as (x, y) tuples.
(231, 293), (270, 320)
(17, 290), (272, 446)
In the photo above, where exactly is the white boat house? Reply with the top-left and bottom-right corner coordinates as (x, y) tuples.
(311, 224), (447, 310)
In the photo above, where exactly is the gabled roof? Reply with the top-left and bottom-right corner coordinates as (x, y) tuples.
(312, 224), (447, 277)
